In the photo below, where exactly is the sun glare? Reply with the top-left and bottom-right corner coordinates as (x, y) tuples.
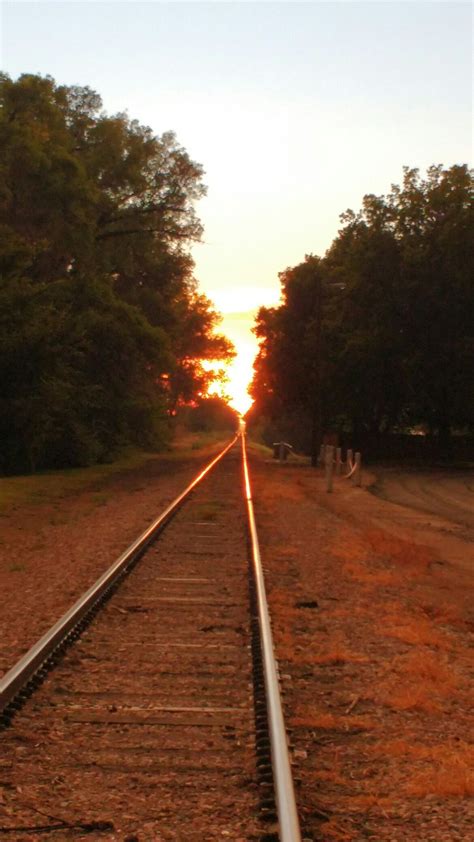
(222, 348), (255, 415)
(203, 300), (277, 416)
(204, 350), (254, 416)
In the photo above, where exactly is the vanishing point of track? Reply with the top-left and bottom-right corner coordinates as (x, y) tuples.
(0, 435), (302, 841)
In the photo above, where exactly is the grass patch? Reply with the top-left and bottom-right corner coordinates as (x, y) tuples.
(0, 447), (159, 512)
(369, 739), (474, 797)
(406, 763), (474, 798)
(378, 612), (450, 648)
(246, 440), (274, 458)
(169, 430), (232, 459)
(0, 433), (232, 514)
(374, 649), (460, 713)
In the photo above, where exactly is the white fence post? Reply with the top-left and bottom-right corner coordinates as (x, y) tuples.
(353, 452), (362, 486)
(335, 447), (342, 475)
(346, 448), (353, 473)
(325, 445), (334, 492)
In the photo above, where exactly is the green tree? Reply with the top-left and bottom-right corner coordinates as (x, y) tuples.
(0, 73), (233, 471)
(329, 165), (474, 446)
(184, 396), (239, 433)
(0, 73), (98, 283)
(325, 197), (408, 437)
(251, 255), (329, 463)
(0, 274), (169, 472)
(388, 165), (474, 445)
(250, 165), (473, 458)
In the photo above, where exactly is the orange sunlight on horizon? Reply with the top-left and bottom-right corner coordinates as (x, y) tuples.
(204, 291), (280, 415)
(204, 346), (255, 416)
(205, 346), (255, 416)
(204, 309), (263, 415)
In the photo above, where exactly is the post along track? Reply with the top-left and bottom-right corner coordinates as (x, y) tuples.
(0, 435), (301, 841)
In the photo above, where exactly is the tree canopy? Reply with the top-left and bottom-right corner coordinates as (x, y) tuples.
(0, 73), (233, 472)
(250, 165), (473, 460)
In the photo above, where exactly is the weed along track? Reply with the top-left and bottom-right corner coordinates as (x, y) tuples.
(0, 438), (301, 841)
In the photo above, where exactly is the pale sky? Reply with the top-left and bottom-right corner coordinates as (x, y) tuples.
(1, 1), (472, 411)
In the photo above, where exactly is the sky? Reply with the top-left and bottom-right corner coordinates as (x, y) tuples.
(1, 0), (472, 411)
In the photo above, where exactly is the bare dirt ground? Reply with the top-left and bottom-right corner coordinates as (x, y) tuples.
(1, 443), (473, 840)
(369, 467), (474, 545)
(251, 454), (473, 841)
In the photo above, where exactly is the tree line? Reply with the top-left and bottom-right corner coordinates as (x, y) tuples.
(0, 73), (232, 472)
(249, 165), (473, 462)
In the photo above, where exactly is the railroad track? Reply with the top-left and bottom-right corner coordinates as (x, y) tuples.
(0, 436), (302, 841)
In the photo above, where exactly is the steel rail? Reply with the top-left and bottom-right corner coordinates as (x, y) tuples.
(241, 432), (302, 842)
(0, 437), (238, 715)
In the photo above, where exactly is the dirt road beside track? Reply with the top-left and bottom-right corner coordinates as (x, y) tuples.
(251, 454), (473, 841)
(370, 465), (474, 535)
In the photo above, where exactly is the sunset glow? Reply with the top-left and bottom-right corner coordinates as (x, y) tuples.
(205, 306), (268, 415)
(223, 345), (255, 416)
(206, 347), (255, 416)
(204, 290), (280, 415)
